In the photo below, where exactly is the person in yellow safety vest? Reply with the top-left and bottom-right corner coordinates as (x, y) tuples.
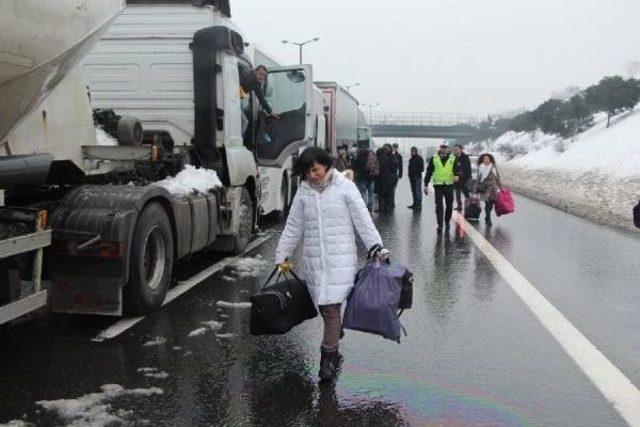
(423, 142), (460, 232)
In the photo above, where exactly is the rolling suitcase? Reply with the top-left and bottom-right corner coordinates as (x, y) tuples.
(250, 266), (317, 336)
(464, 194), (482, 220)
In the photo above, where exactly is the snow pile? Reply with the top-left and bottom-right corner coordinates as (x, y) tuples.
(142, 337), (166, 347)
(484, 110), (640, 231)
(95, 127), (118, 146)
(36, 384), (162, 427)
(216, 301), (252, 309)
(228, 255), (270, 278)
(215, 333), (237, 339)
(154, 165), (222, 196)
(201, 320), (224, 331)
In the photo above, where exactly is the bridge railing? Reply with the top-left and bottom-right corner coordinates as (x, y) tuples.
(370, 112), (480, 127)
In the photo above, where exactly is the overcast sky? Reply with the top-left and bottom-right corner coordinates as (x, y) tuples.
(233, 0), (640, 116)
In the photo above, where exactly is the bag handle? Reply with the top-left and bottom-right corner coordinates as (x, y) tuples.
(261, 260), (304, 291)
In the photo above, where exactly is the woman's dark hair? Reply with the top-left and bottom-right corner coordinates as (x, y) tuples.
(293, 146), (334, 177)
(477, 153), (496, 165)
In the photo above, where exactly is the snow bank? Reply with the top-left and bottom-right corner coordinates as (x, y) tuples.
(215, 333), (237, 339)
(0, 421), (30, 427)
(154, 165), (223, 196)
(137, 367), (169, 379)
(483, 110), (640, 231)
(36, 384), (162, 427)
(95, 127), (118, 146)
(201, 320), (224, 331)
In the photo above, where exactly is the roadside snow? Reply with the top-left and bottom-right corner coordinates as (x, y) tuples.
(216, 301), (252, 309)
(95, 127), (118, 146)
(154, 165), (222, 196)
(36, 384), (162, 427)
(201, 320), (224, 331)
(188, 327), (208, 337)
(142, 337), (166, 347)
(476, 110), (640, 231)
(228, 255), (269, 278)
(215, 333), (237, 339)
(0, 421), (30, 427)
(137, 367), (169, 379)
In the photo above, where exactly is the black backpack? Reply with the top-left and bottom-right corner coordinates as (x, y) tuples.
(634, 200), (640, 229)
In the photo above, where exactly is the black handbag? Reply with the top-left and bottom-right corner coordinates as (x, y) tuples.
(250, 265), (318, 336)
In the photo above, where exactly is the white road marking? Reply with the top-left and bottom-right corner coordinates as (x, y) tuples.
(92, 234), (274, 342)
(457, 214), (640, 426)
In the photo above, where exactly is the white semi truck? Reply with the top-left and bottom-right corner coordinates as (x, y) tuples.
(314, 81), (360, 153)
(0, 0), (324, 322)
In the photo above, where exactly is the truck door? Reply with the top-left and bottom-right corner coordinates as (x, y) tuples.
(255, 64), (313, 167)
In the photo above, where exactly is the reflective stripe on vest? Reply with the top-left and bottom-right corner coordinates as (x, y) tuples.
(432, 155), (455, 185)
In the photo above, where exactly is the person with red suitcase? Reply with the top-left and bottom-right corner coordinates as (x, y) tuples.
(476, 153), (503, 226)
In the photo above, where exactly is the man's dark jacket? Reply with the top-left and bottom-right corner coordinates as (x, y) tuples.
(456, 152), (472, 182)
(408, 154), (424, 177)
(240, 68), (273, 114)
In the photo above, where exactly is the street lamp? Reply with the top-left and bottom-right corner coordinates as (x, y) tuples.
(345, 82), (360, 92)
(363, 102), (381, 124)
(281, 37), (320, 65)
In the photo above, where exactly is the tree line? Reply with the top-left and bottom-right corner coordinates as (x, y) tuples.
(476, 76), (640, 140)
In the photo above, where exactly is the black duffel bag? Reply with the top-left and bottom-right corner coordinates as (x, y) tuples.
(250, 265), (317, 336)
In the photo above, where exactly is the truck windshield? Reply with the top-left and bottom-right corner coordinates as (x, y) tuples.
(264, 69), (307, 114)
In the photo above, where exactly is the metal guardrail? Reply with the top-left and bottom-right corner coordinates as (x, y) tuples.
(370, 112), (481, 127)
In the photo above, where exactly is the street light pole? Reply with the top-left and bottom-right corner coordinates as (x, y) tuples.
(282, 37), (320, 65)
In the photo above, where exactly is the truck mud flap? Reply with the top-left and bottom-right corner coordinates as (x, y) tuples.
(49, 274), (123, 316)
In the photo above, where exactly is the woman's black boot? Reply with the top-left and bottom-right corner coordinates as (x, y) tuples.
(319, 349), (337, 382)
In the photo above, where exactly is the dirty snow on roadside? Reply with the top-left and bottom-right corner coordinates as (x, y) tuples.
(137, 367), (169, 379)
(142, 337), (166, 347)
(472, 109), (640, 231)
(154, 164), (222, 196)
(0, 420), (30, 427)
(35, 384), (162, 427)
(227, 255), (270, 278)
(216, 301), (252, 309)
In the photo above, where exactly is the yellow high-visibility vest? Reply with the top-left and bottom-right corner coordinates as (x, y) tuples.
(432, 155), (455, 185)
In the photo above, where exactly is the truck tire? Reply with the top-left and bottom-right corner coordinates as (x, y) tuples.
(275, 174), (289, 222)
(231, 188), (253, 255)
(125, 202), (174, 314)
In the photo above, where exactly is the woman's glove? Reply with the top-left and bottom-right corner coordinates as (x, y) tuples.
(376, 248), (390, 261)
(277, 259), (293, 274)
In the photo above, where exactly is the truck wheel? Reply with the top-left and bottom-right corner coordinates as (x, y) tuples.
(276, 174), (289, 222)
(232, 188), (253, 255)
(125, 202), (174, 314)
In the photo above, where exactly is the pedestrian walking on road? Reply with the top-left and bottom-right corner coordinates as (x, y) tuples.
(476, 153), (502, 226)
(333, 146), (351, 172)
(407, 146), (424, 210)
(453, 144), (472, 211)
(353, 141), (378, 211)
(424, 143), (460, 232)
(391, 143), (403, 208)
(377, 145), (399, 213)
(275, 147), (388, 382)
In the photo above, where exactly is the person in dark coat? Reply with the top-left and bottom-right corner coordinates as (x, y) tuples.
(352, 142), (376, 211)
(424, 143), (460, 232)
(391, 143), (403, 208)
(453, 144), (472, 211)
(377, 145), (399, 213)
(407, 146), (425, 210)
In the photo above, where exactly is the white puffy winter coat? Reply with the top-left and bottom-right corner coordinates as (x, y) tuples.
(275, 170), (382, 306)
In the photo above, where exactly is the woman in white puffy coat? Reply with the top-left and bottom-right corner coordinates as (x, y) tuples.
(275, 147), (388, 382)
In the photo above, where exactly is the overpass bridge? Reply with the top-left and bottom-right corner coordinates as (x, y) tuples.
(369, 112), (482, 141)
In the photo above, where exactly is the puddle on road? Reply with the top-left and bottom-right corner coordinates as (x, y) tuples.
(336, 362), (530, 426)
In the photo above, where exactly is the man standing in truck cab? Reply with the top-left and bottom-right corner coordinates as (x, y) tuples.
(424, 142), (460, 233)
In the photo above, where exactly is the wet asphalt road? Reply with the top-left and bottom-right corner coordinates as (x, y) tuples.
(1, 175), (639, 426)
